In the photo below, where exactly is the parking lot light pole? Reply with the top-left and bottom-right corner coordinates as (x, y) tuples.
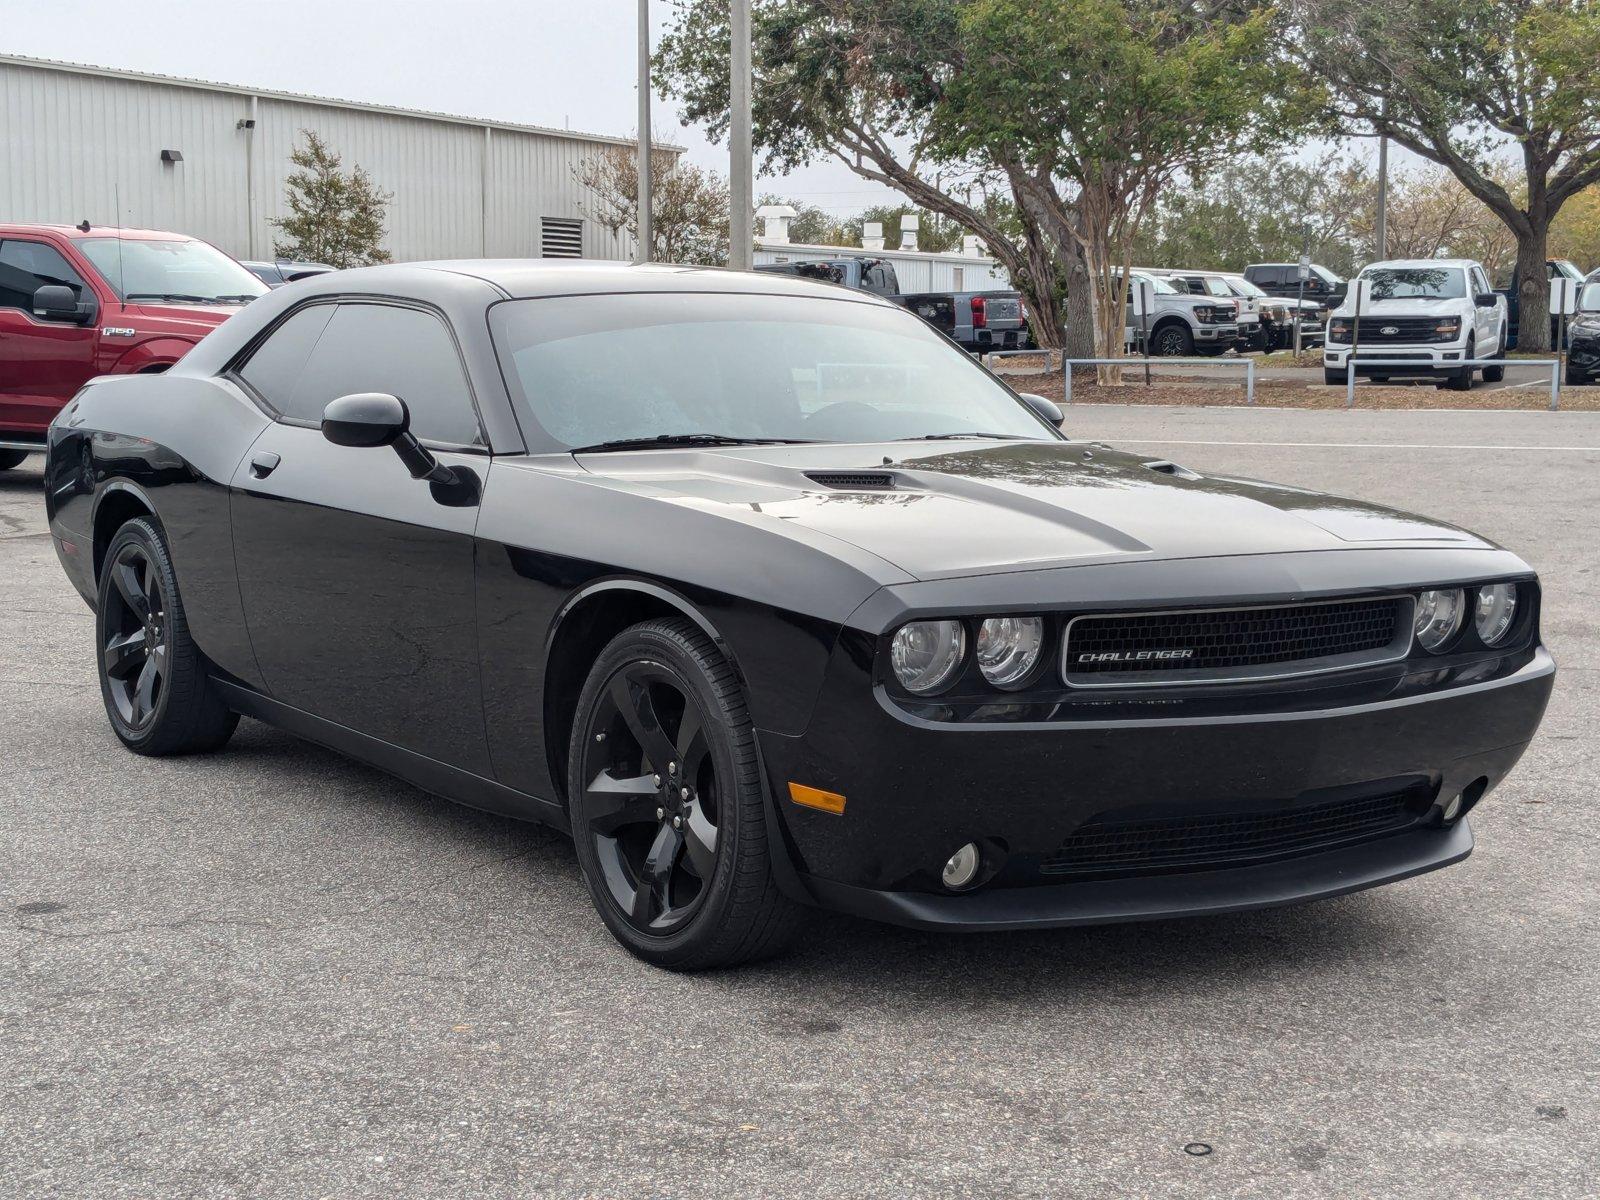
(636, 0), (652, 265)
(729, 0), (754, 270)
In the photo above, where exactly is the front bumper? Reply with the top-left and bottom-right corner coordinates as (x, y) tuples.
(1324, 340), (1469, 374)
(1568, 330), (1600, 378)
(1193, 323), (1238, 342)
(760, 644), (1553, 930)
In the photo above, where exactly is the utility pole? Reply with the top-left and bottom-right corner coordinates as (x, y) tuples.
(636, 0), (653, 264)
(729, 0), (754, 270)
(1374, 99), (1389, 261)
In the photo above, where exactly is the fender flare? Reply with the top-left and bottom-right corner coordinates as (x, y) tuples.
(109, 337), (199, 374)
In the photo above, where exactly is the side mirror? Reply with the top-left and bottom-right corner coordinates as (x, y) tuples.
(34, 284), (91, 325)
(322, 391), (408, 448)
(1475, 293), (1498, 308)
(1019, 391), (1064, 426)
(321, 392), (480, 505)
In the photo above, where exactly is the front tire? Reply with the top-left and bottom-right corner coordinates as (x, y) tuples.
(0, 449), (29, 471)
(96, 517), (238, 755)
(1324, 368), (1346, 386)
(1150, 323), (1193, 357)
(1444, 338), (1475, 391)
(568, 617), (804, 970)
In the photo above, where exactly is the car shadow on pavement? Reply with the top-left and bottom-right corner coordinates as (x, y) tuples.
(218, 716), (1412, 1004)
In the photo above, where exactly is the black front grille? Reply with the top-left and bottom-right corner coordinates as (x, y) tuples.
(1041, 791), (1421, 877)
(1332, 317), (1458, 344)
(1065, 597), (1407, 683)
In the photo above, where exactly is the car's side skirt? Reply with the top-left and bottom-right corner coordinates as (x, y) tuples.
(212, 679), (570, 833)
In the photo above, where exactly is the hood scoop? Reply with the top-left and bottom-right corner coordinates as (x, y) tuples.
(1142, 459), (1202, 480)
(805, 471), (897, 491)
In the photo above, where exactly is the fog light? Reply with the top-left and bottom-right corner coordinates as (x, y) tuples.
(942, 842), (981, 890)
(1441, 793), (1463, 822)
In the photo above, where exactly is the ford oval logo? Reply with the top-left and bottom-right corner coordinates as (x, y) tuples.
(1380, 325), (1399, 335)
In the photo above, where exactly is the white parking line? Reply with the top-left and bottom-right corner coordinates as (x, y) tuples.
(1107, 439), (1600, 452)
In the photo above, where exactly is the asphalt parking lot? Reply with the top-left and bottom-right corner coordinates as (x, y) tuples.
(4, 405), (1598, 1199)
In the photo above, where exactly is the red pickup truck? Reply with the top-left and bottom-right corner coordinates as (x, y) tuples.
(0, 224), (268, 470)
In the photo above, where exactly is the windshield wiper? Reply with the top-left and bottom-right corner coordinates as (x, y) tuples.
(903, 432), (1034, 442)
(570, 433), (816, 453)
(125, 292), (225, 304)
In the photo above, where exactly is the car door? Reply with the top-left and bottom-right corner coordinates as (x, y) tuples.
(227, 299), (493, 774)
(1469, 266), (1497, 349)
(0, 238), (100, 436)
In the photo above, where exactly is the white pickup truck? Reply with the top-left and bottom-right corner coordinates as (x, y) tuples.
(1323, 259), (1509, 390)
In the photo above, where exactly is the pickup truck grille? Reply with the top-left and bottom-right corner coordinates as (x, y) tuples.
(1345, 317), (1457, 344)
(1040, 789), (1425, 878)
(1062, 596), (1412, 686)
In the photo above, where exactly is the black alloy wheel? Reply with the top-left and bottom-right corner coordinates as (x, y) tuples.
(101, 539), (169, 731)
(582, 661), (721, 934)
(95, 518), (237, 755)
(1152, 324), (1193, 357)
(569, 618), (803, 969)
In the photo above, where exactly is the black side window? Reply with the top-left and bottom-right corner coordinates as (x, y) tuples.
(1254, 266), (1285, 287)
(237, 304), (336, 410)
(0, 240), (89, 311)
(280, 303), (484, 447)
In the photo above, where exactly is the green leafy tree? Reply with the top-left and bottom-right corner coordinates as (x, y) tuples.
(1290, 0), (1600, 349)
(270, 130), (392, 268)
(657, 0), (1079, 348)
(935, 0), (1309, 361)
(577, 145), (732, 265)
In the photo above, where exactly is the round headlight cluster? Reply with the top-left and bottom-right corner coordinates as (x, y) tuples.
(1474, 583), (1519, 645)
(1414, 588), (1465, 652)
(890, 620), (966, 694)
(976, 616), (1045, 689)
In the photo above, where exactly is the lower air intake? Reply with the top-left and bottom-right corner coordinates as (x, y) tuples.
(1040, 791), (1423, 878)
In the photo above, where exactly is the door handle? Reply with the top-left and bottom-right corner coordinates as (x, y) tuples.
(249, 450), (281, 478)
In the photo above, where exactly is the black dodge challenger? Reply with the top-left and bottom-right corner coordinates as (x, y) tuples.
(45, 261), (1555, 969)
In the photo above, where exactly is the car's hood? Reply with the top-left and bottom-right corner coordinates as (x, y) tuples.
(1332, 296), (1466, 319)
(126, 301), (247, 332)
(575, 440), (1490, 581)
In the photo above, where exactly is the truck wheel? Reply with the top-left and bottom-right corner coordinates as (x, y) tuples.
(1482, 330), (1507, 382)
(1567, 363), (1589, 387)
(1323, 368), (1346, 386)
(1444, 339), (1476, 391)
(1151, 324), (1193, 357)
(0, 449), (29, 471)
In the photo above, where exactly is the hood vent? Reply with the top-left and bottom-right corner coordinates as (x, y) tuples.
(805, 471), (896, 490)
(1143, 459), (1202, 481)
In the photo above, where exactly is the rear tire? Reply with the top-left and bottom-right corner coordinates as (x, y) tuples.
(96, 518), (238, 755)
(0, 449), (28, 471)
(568, 617), (805, 970)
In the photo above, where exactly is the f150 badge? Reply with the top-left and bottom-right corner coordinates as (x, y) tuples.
(101, 326), (136, 337)
(1077, 649), (1195, 663)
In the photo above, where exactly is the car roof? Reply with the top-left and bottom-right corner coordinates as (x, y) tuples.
(1362, 259), (1476, 270)
(300, 259), (901, 306)
(0, 223), (199, 242)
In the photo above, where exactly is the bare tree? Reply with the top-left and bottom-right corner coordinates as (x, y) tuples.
(575, 146), (731, 266)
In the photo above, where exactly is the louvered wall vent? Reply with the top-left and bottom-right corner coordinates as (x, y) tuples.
(805, 472), (896, 490)
(540, 217), (584, 258)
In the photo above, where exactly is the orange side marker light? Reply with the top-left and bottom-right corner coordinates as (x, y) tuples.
(788, 782), (846, 815)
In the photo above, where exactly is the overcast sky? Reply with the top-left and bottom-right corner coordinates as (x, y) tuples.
(3, 0), (904, 217)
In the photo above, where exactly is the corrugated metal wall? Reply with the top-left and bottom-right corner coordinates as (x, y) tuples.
(0, 58), (641, 263)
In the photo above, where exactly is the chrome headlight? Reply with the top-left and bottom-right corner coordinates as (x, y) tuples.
(1474, 583), (1519, 645)
(890, 620), (967, 694)
(976, 616), (1045, 689)
(1414, 589), (1465, 653)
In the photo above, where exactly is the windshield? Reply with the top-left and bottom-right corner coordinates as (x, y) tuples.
(1580, 281), (1600, 311)
(1312, 265), (1345, 285)
(78, 238), (269, 304)
(1124, 274), (1177, 296)
(490, 292), (1059, 449)
(1360, 267), (1467, 301)
(1224, 276), (1268, 299)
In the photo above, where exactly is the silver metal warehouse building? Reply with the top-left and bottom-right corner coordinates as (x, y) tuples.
(0, 54), (675, 263)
